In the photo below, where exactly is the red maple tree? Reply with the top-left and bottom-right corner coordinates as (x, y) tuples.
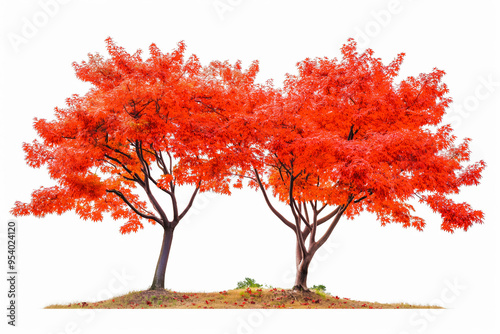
(10, 39), (261, 290)
(11, 38), (485, 294)
(232, 39), (485, 291)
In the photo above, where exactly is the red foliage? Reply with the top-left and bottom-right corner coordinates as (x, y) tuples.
(12, 37), (484, 265)
(11, 38), (263, 234)
(227, 38), (485, 234)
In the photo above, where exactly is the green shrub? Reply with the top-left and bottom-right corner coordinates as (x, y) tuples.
(311, 284), (327, 292)
(236, 277), (262, 289)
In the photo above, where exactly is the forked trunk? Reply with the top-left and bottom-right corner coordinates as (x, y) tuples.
(150, 226), (174, 290)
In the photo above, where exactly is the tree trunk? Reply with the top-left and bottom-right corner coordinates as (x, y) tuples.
(150, 226), (174, 290)
(293, 256), (311, 291)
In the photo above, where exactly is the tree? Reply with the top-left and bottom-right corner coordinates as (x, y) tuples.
(239, 39), (485, 291)
(10, 38), (251, 290)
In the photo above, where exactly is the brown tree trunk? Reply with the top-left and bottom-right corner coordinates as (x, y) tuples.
(150, 226), (174, 290)
(293, 256), (312, 291)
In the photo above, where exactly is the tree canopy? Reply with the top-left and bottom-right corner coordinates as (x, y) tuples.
(12, 38), (264, 232)
(11, 38), (267, 289)
(225, 39), (485, 289)
(12, 38), (485, 291)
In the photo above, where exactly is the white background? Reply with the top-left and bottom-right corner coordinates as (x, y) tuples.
(1, 0), (499, 333)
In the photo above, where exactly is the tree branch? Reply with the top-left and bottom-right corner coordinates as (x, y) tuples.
(178, 182), (201, 223)
(317, 206), (342, 225)
(310, 196), (353, 254)
(104, 144), (133, 160)
(310, 204), (318, 246)
(104, 154), (140, 184)
(155, 150), (169, 175)
(292, 199), (312, 231)
(134, 141), (171, 224)
(253, 168), (296, 231)
(106, 189), (162, 225)
(194, 98), (229, 121)
(302, 202), (310, 225)
(225, 172), (257, 182)
(354, 189), (374, 203)
(288, 167), (308, 259)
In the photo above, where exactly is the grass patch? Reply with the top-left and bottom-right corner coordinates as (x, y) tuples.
(46, 287), (443, 309)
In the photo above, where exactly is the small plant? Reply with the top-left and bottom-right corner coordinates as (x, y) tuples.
(311, 284), (327, 292)
(236, 277), (262, 289)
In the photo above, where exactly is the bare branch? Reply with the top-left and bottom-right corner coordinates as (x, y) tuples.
(292, 199), (312, 231)
(288, 167), (308, 259)
(225, 172), (257, 182)
(310, 205), (318, 246)
(166, 151), (173, 175)
(166, 151), (175, 192)
(155, 150), (169, 175)
(310, 196), (353, 254)
(317, 206), (342, 225)
(347, 124), (357, 141)
(134, 141), (171, 224)
(178, 182), (201, 223)
(294, 216), (308, 262)
(354, 195), (368, 203)
(147, 174), (173, 196)
(104, 144), (133, 160)
(104, 154), (140, 183)
(253, 168), (296, 231)
(354, 189), (374, 203)
(106, 189), (162, 225)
